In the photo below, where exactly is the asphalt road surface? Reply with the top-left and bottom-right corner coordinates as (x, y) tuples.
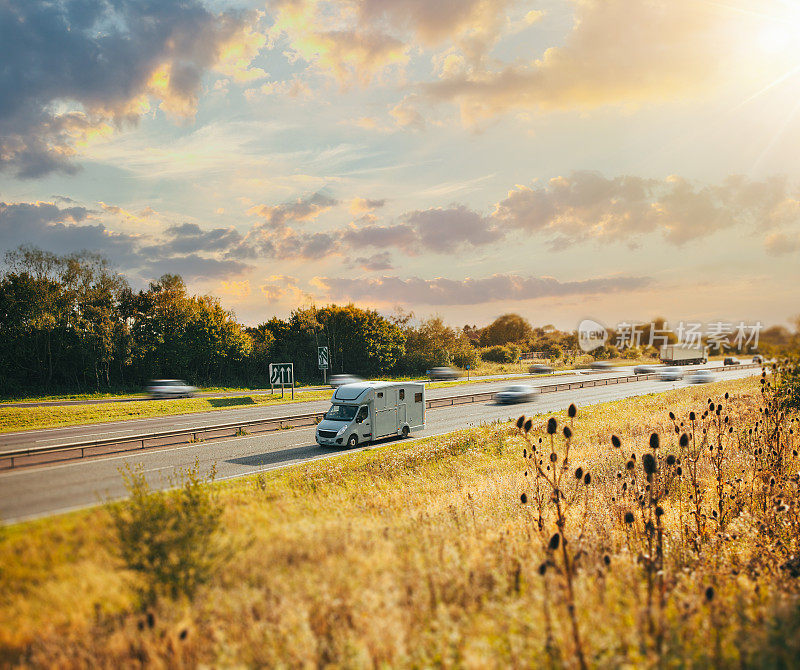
(0, 361), (725, 408)
(0, 364), (718, 451)
(0, 365), (759, 524)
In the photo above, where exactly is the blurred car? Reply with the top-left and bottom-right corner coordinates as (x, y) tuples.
(328, 374), (364, 388)
(633, 364), (657, 374)
(529, 363), (554, 374)
(146, 379), (197, 398)
(752, 355), (764, 364)
(687, 370), (716, 384)
(495, 384), (538, 404)
(723, 356), (741, 366)
(658, 367), (683, 381)
(590, 361), (612, 370)
(427, 367), (461, 381)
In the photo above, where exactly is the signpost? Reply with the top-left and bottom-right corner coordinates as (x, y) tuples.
(466, 363), (470, 382)
(269, 362), (294, 399)
(318, 346), (329, 384)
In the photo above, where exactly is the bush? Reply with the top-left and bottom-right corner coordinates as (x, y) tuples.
(480, 345), (515, 363)
(452, 346), (480, 369)
(110, 460), (226, 604)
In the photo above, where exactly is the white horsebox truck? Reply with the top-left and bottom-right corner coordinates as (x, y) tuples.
(315, 381), (425, 447)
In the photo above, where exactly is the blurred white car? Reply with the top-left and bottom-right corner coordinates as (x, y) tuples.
(328, 374), (364, 388)
(146, 379), (197, 398)
(687, 370), (716, 384)
(590, 361), (612, 370)
(495, 384), (538, 404)
(658, 367), (683, 381)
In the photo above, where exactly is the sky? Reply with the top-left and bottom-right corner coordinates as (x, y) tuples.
(2, 0), (800, 331)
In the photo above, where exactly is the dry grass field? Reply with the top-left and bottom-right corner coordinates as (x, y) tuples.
(1, 372), (798, 668)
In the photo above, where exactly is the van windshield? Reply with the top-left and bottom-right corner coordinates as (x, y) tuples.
(324, 404), (358, 422)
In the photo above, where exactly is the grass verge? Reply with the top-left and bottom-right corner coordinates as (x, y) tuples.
(2, 375), (799, 667)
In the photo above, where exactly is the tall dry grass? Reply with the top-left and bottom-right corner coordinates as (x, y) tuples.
(0, 373), (798, 668)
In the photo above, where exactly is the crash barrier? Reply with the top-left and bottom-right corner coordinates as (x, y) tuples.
(0, 363), (760, 470)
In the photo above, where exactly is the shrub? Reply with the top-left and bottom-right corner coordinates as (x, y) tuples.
(110, 460), (226, 604)
(480, 345), (519, 363)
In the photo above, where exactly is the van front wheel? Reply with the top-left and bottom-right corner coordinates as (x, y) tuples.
(347, 434), (358, 448)
(401, 426), (410, 438)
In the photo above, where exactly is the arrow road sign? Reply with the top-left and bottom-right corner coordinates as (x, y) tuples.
(318, 346), (329, 369)
(269, 363), (293, 385)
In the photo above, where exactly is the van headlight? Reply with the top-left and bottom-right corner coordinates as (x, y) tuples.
(337, 426), (347, 435)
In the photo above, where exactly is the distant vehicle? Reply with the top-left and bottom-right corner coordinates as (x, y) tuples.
(590, 361), (612, 370)
(723, 357), (741, 366)
(427, 367), (460, 381)
(660, 344), (708, 365)
(328, 374), (363, 388)
(633, 365), (657, 374)
(752, 355), (764, 364)
(688, 370), (716, 384)
(146, 379), (197, 398)
(658, 367), (683, 381)
(495, 384), (538, 404)
(529, 364), (554, 374)
(315, 381), (425, 447)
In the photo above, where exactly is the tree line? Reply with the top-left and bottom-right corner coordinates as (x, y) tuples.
(0, 247), (581, 395)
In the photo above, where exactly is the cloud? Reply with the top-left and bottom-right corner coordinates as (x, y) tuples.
(0, 0), (262, 177)
(156, 222), (244, 255)
(313, 272), (651, 305)
(248, 192), (338, 230)
(142, 255), (250, 281)
(268, 0), (517, 87)
(0, 201), (140, 264)
(261, 274), (306, 302)
(347, 251), (394, 271)
(764, 231), (800, 255)
(349, 197), (386, 216)
(491, 172), (800, 248)
(406, 205), (501, 252)
(424, 0), (764, 124)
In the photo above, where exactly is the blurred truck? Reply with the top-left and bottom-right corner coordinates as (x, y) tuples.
(659, 345), (708, 365)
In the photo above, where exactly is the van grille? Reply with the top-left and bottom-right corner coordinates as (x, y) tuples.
(318, 430), (338, 438)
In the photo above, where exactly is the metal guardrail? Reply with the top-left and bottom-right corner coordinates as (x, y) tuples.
(0, 364), (759, 470)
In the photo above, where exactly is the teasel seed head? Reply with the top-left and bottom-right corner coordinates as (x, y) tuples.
(650, 433), (660, 450)
(575, 467), (584, 480)
(679, 433), (689, 448)
(563, 426), (573, 439)
(642, 453), (657, 476)
(624, 512), (635, 524)
(548, 533), (560, 551)
(611, 434), (621, 448)
(516, 416), (525, 429)
(547, 417), (558, 434)
(524, 418), (533, 433)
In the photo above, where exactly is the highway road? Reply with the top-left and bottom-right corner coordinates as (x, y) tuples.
(0, 362), (719, 408)
(0, 365), (759, 524)
(0, 364), (711, 451)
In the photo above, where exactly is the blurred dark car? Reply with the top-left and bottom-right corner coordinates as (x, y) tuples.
(529, 364), (554, 374)
(329, 374), (364, 388)
(495, 384), (538, 404)
(751, 355), (764, 364)
(427, 367), (461, 381)
(633, 365), (657, 374)
(146, 379), (197, 398)
(723, 357), (741, 366)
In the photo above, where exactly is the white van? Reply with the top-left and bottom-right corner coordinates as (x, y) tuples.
(315, 381), (425, 447)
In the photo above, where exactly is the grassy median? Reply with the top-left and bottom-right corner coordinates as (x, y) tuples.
(2, 375), (799, 667)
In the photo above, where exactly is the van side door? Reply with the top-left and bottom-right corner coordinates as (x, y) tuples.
(355, 405), (371, 441)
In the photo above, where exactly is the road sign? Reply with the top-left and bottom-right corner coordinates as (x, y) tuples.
(269, 363), (293, 385)
(318, 346), (329, 370)
(269, 363), (294, 398)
